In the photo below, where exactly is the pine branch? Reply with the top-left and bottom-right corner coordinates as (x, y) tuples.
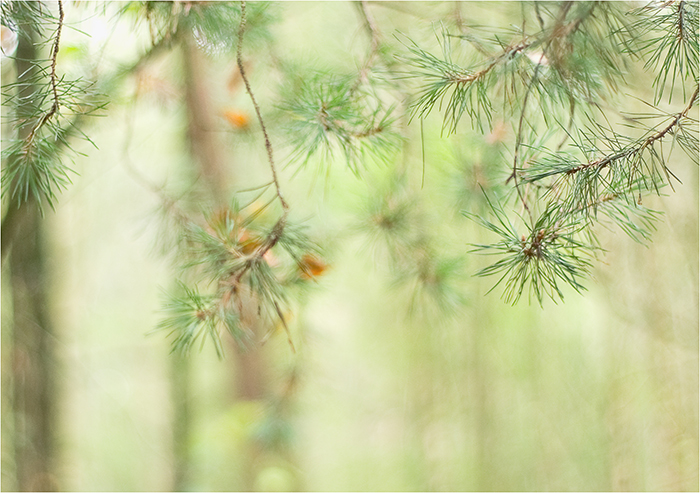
(186, 0), (295, 352)
(557, 84), (697, 178)
(508, 45), (547, 224)
(119, 98), (192, 231)
(404, 2), (628, 136)
(156, 2), (332, 355)
(506, 0), (589, 221)
(281, 74), (401, 173)
(360, 0), (381, 54)
(464, 191), (596, 305)
(635, 0), (699, 103)
(2, 0), (106, 212)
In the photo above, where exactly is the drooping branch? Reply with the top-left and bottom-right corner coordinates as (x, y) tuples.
(507, 2), (611, 221)
(237, 0), (288, 214)
(360, 0), (380, 54)
(405, 1), (598, 136)
(234, 1), (291, 350)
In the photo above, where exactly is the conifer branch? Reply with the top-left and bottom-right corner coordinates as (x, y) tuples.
(634, 0), (699, 103)
(360, 0), (380, 54)
(509, 57), (544, 223)
(120, 101), (191, 227)
(282, 72), (400, 174)
(562, 84), (698, 177)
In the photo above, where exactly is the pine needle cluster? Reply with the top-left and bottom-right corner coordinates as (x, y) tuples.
(354, 175), (468, 317)
(281, 73), (402, 175)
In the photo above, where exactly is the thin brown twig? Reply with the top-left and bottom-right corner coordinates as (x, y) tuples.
(23, 0), (64, 151)
(506, 1), (596, 223)
(508, 57), (542, 224)
(449, 39), (531, 86)
(237, 0), (288, 213)
(48, 0), (63, 112)
(360, 0), (380, 56)
(234, 1), (292, 351)
(566, 84), (699, 175)
(120, 97), (191, 225)
(449, 1), (590, 90)
(351, 0), (382, 93)
(233, 0), (290, 294)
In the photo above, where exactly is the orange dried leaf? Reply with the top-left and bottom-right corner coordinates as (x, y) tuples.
(223, 109), (250, 129)
(299, 255), (328, 280)
(238, 230), (263, 254)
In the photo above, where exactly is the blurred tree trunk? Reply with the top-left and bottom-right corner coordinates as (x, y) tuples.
(1, 29), (59, 492)
(169, 352), (191, 492)
(470, 296), (491, 492)
(181, 30), (229, 202)
(181, 24), (270, 402)
(178, 27), (268, 491)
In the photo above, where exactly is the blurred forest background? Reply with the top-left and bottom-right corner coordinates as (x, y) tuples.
(1, 1), (698, 491)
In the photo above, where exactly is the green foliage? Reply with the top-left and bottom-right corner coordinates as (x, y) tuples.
(1, 0), (104, 212)
(157, 282), (237, 357)
(3, 0), (698, 325)
(632, 0), (699, 103)
(281, 73), (401, 174)
(401, 0), (698, 303)
(126, 1), (277, 54)
(399, 29), (494, 134)
(1, 1), (45, 41)
(155, 199), (323, 355)
(401, 3), (634, 135)
(352, 174), (468, 317)
(465, 193), (596, 305)
(2, 136), (74, 209)
(354, 180), (420, 260)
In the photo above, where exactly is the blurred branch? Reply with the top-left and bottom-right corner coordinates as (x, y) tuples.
(352, 0), (382, 90)
(233, 1), (292, 348)
(360, 0), (380, 54)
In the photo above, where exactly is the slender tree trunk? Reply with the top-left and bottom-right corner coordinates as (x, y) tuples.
(182, 25), (270, 401)
(182, 29), (229, 202)
(169, 353), (191, 491)
(7, 202), (58, 492)
(2, 29), (59, 492)
(178, 27), (269, 491)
